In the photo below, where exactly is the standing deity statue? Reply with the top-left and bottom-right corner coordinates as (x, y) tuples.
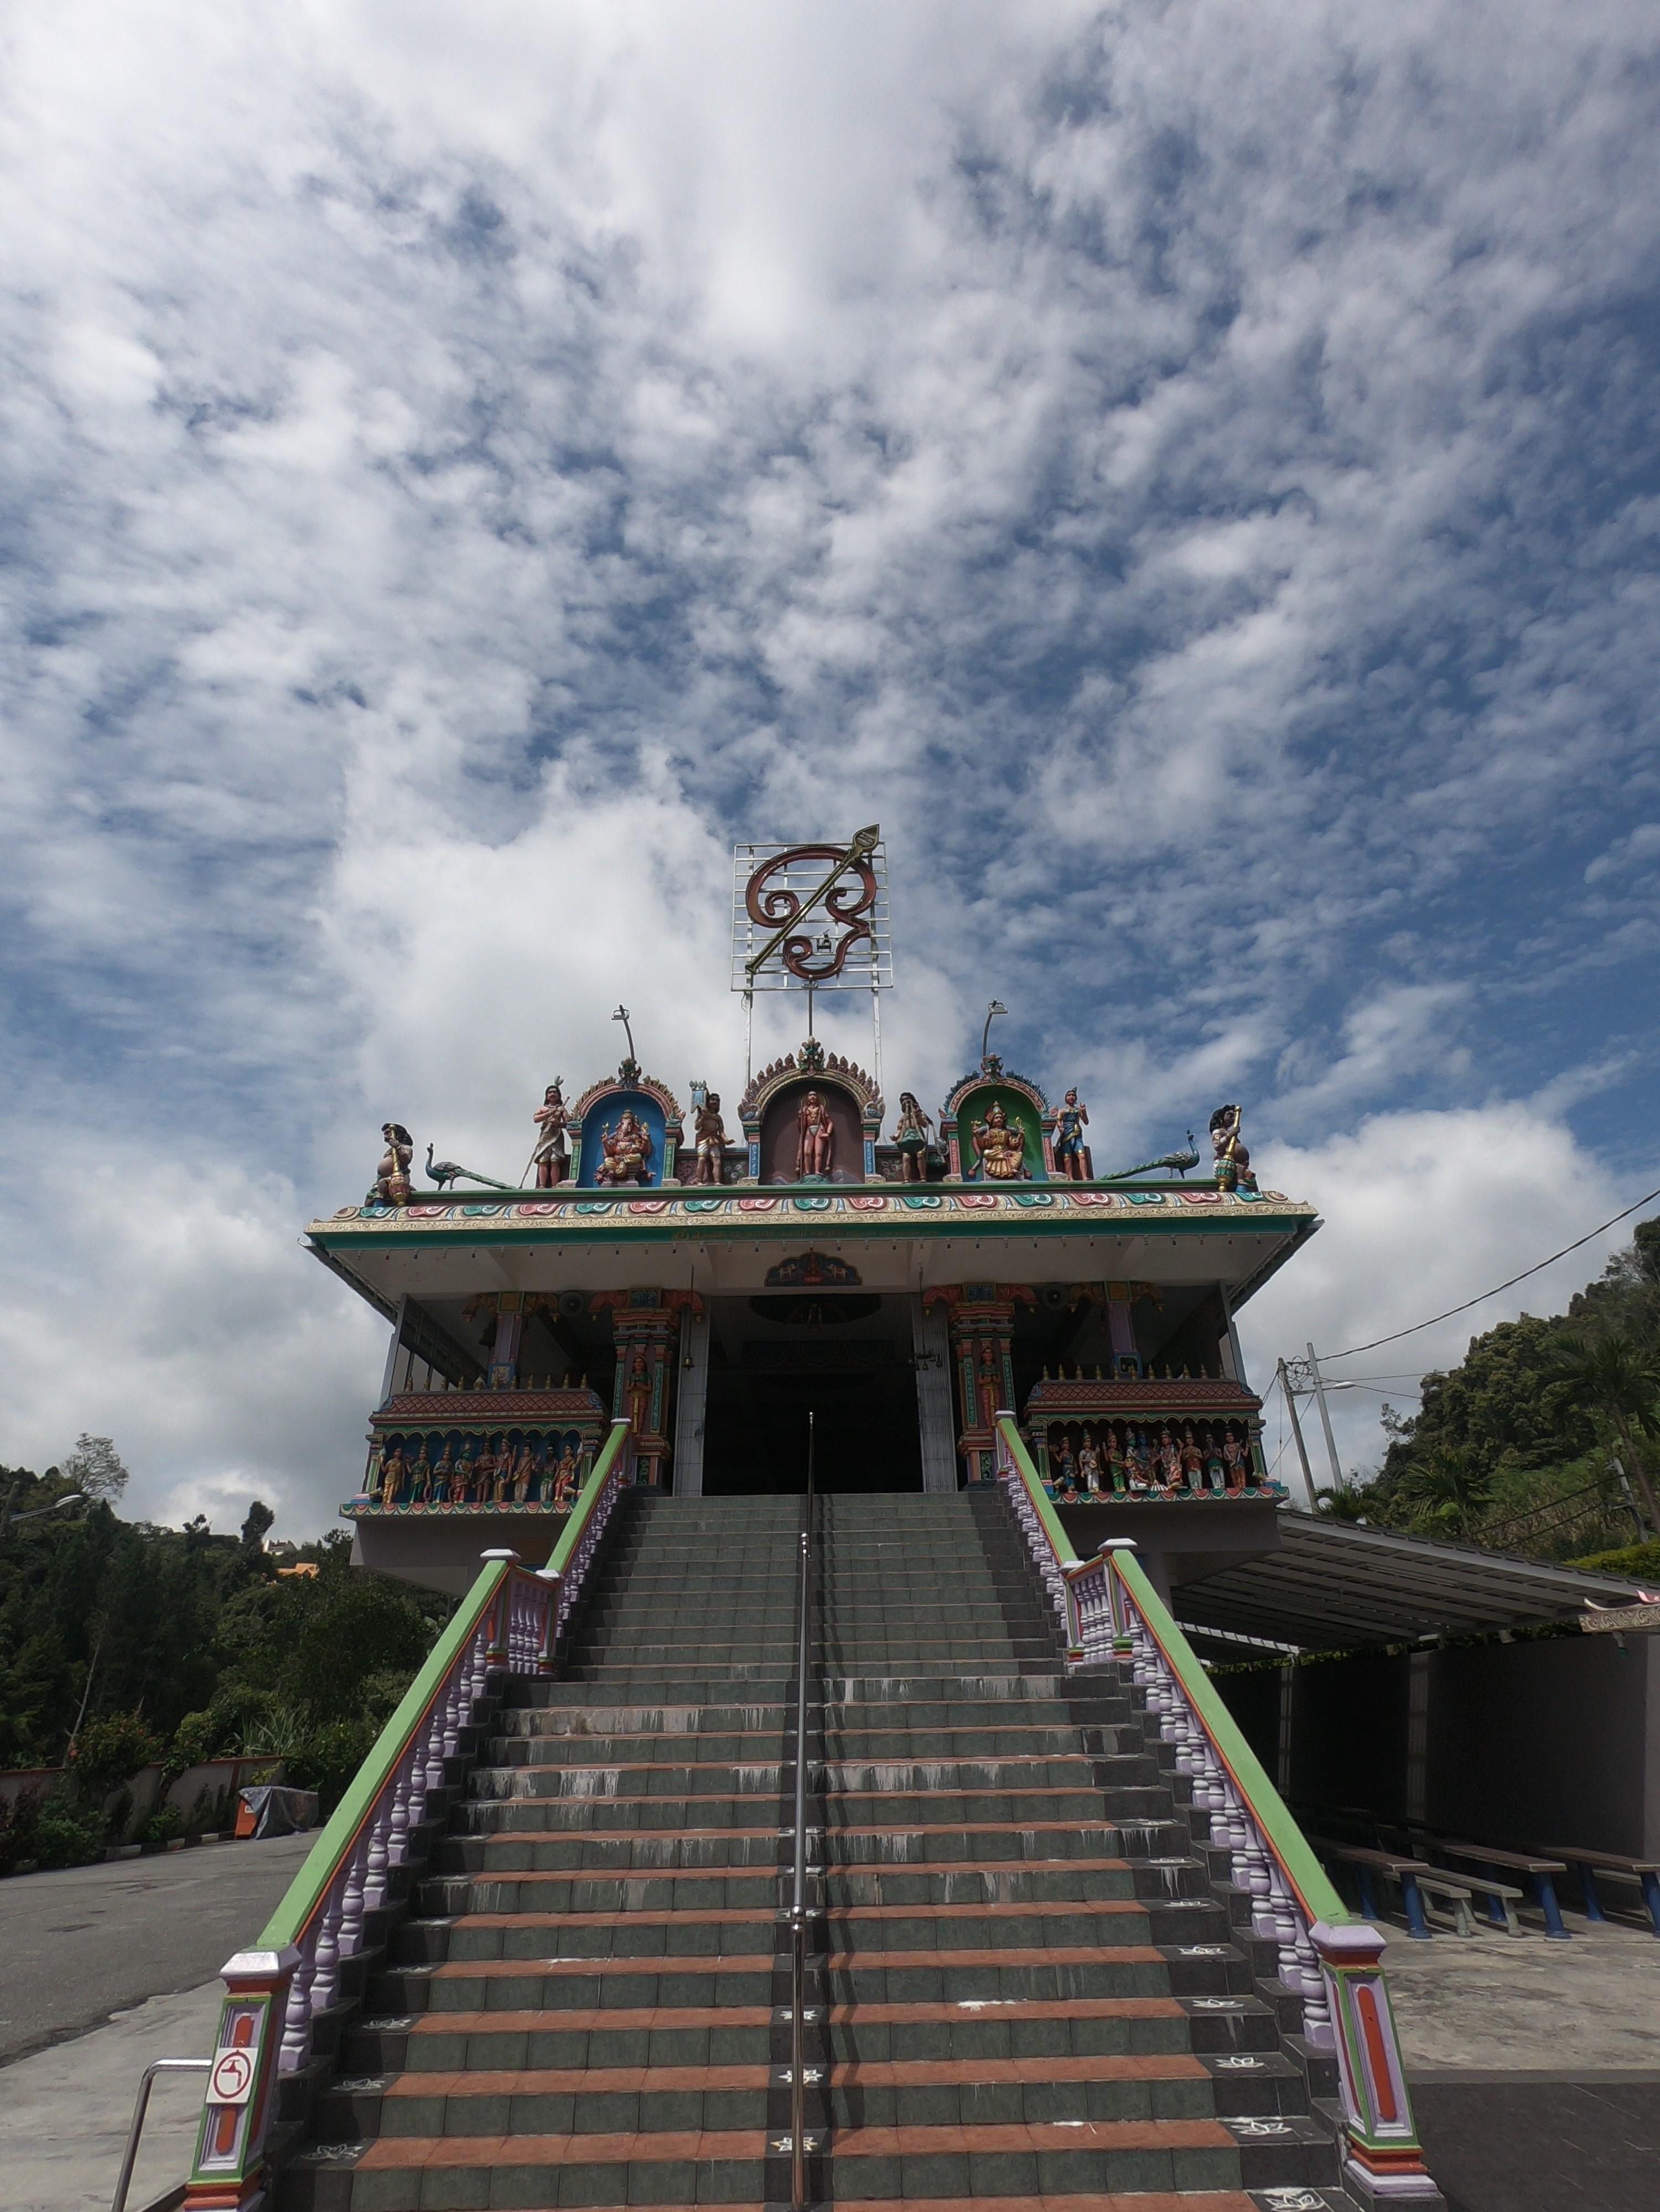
(692, 1091), (728, 1185)
(971, 1101), (1026, 1181)
(1209, 1104), (1259, 1195)
(894, 1093), (935, 1183)
(378, 1441), (406, 1508)
(531, 1082), (570, 1188)
(1180, 1425), (1205, 1496)
(1077, 1433), (1103, 1494)
(596, 1108), (652, 1186)
(372, 1124), (414, 1207)
(1222, 1430), (1249, 1493)
(552, 1443), (580, 1510)
(1053, 1089), (1090, 1181)
(1051, 1435), (1078, 1498)
(796, 1089), (836, 1180)
(407, 1441), (433, 1504)
(1104, 1428), (1128, 1495)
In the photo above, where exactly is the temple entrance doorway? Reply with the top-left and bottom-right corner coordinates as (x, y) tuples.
(701, 1292), (924, 1495)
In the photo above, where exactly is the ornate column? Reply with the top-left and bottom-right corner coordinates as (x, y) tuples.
(925, 1284), (1036, 1483)
(182, 1947), (299, 2209)
(592, 1290), (702, 1489)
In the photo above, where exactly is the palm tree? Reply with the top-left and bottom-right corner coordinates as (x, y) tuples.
(1548, 1332), (1660, 1536)
(1396, 1445), (1493, 1542)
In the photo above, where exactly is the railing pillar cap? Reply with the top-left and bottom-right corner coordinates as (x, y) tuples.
(480, 1548), (520, 1562)
(1310, 1918), (1388, 1959)
(1100, 1538), (1139, 1551)
(220, 1946), (301, 1983)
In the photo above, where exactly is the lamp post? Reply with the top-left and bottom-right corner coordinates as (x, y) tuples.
(0, 1488), (86, 1541)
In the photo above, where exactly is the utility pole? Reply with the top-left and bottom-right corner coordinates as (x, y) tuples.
(1306, 1342), (1345, 1493)
(1277, 1359), (1317, 1510)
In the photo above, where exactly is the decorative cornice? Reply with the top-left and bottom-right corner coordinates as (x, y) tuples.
(569, 1071), (685, 1131)
(739, 1051), (883, 1124)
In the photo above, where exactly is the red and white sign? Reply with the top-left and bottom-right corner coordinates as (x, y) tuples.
(209, 2045), (256, 2106)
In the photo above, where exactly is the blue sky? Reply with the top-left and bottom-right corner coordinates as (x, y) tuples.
(2, 1), (1657, 1534)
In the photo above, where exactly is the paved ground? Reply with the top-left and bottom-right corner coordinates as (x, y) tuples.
(0, 1979), (224, 2212)
(1379, 1904), (1660, 2210)
(0, 1832), (314, 2065)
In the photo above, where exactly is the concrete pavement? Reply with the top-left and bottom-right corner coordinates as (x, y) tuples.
(0, 1831), (314, 2065)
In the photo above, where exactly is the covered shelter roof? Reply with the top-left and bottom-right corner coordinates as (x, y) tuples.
(1172, 1510), (1658, 1653)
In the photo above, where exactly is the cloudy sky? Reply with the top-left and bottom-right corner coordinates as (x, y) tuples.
(3, 1), (1657, 1535)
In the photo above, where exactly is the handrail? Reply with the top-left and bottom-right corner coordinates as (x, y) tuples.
(184, 1419), (636, 2212)
(113, 2058), (210, 2212)
(992, 1411), (1439, 2204)
(788, 1409), (816, 2211)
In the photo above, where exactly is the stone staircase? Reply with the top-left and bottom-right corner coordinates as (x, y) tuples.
(282, 1488), (1357, 2209)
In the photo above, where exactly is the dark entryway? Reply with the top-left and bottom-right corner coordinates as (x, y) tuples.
(701, 1293), (924, 1494)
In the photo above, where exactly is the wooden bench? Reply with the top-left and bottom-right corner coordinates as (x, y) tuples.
(1433, 1842), (1570, 1939)
(1311, 1840), (1469, 1940)
(1537, 1845), (1660, 1936)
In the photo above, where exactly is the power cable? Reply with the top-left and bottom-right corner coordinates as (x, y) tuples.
(1321, 1183), (1660, 1362)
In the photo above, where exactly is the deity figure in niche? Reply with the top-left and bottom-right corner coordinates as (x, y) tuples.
(971, 1102), (1026, 1181)
(372, 1124), (414, 1207)
(1156, 1427), (1182, 1494)
(1077, 1433), (1103, 1495)
(509, 1440), (534, 1504)
(1104, 1429), (1128, 1495)
(1050, 1435), (1077, 1498)
(531, 1082), (570, 1188)
(530, 1437), (551, 1503)
(692, 1091), (728, 1185)
(407, 1441), (433, 1504)
(553, 1444), (580, 1510)
(1208, 1104), (1259, 1195)
(1180, 1425), (1205, 1496)
(1204, 1429), (1226, 1494)
(596, 1109), (652, 1186)
(452, 1440), (476, 1504)
(474, 1438), (500, 1507)
(1127, 1429), (1154, 1492)
(796, 1089), (836, 1180)
(431, 1441), (455, 1504)
(894, 1093), (935, 1183)
(378, 1442), (406, 1508)
(1054, 1089), (1090, 1181)
(1223, 1430), (1248, 1494)
(976, 1341), (1002, 1433)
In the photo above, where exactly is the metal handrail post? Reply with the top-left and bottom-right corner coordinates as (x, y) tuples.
(111, 2057), (210, 2212)
(790, 1409), (815, 2210)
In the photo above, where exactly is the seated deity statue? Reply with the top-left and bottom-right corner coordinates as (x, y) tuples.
(596, 1108), (652, 1186)
(971, 1102), (1026, 1180)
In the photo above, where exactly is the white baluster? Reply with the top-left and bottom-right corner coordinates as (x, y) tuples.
(310, 1889), (344, 2015)
(339, 1836), (368, 1957)
(278, 1928), (319, 2071)
(364, 1795), (392, 1913)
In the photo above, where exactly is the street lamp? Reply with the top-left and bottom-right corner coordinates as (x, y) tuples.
(0, 1489), (87, 1540)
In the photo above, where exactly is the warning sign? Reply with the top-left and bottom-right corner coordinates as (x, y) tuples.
(209, 2046), (256, 2106)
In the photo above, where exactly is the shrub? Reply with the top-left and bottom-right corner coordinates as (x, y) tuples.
(138, 1804), (184, 1850)
(1566, 1540), (1660, 1580)
(0, 1788), (44, 1876)
(33, 1796), (107, 1870)
(69, 1712), (161, 1803)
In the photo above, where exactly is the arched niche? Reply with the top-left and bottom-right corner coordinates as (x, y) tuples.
(739, 1050), (883, 1184)
(941, 1070), (1052, 1181)
(758, 1077), (865, 1185)
(569, 1072), (683, 1188)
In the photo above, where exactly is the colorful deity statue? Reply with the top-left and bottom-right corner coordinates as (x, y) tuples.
(1127, 1429), (1154, 1492)
(692, 1090), (728, 1185)
(432, 1441), (455, 1502)
(1180, 1425), (1204, 1496)
(1051, 1435), (1078, 1498)
(452, 1440), (476, 1504)
(372, 1123), (414, 1207)
(1209, 1104), (1259, 1195)
(509, 1440), (534, 1504)
(971, 1101), (1026, 1181)
(552, 1444), (580, 1511)
(1156, 1427), (1182, 1494)
(1223, 1430), (1248, 1494)
(378, 1441), (405, 1508)
(407, 1442), (433, 1504)
(1077, 1434), (1103, 1494)
(1054, 1089), (1090, 1181)
(894, 1092), (935, 1183)
(1204, 1431), (1227, 1493)
(796, 1089), (836, 1180)
(530, 1437), (551, 1503)
(531, 1082), (570, 1188)
(473, 1438), (499, 1505)
(1104, 1429), (1128, 1495)
(596, 1108), (652, 1186)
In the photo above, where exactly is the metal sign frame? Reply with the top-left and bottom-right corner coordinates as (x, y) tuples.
(730, 834), (893, 996)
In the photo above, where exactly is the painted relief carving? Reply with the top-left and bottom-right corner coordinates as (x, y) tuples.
(972, 1101), (1027, 1181)
(595, 1107), (653, 1187)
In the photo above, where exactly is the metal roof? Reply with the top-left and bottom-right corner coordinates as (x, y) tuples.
(1173, 1510), (1657, 1651)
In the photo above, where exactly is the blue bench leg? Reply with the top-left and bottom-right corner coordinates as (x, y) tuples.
(1357, 1868), (1379, 1921)
(1577, 1866), (1608, 1924)
(1400, 1873), (1431, 1940)
(1536, 1875), (1569, 1940)
(1482, 1887), (1509, 1929)
(1641, 1871), (1660, 1938)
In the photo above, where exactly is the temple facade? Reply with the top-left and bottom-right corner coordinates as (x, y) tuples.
(314, 1042), (1315, 1600)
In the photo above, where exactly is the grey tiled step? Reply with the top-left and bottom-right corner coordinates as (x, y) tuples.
(439, 1821), (1151, 1873)
(417, 1859), (1149, 1916)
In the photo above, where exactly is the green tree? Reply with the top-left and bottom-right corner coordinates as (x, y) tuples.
(1547, 1332), (1660, 1536)
(63, 1435), (130, 1504)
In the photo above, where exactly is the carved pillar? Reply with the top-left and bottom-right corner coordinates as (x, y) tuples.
(592, 1290), (702, 1489)
(925, 1284), (1036, 1483)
